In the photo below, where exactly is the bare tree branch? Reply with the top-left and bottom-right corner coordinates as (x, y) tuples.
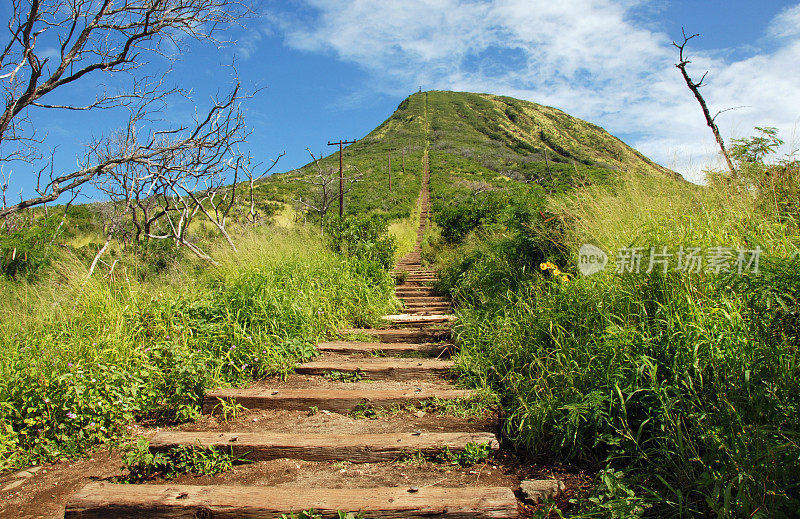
(291, 148), (362, 233)
(242, 150), (285, 222)
(0, 0), (247, 218)
(673, 28), (735, 174)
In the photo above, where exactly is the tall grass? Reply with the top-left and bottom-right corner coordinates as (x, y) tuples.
(434, 171), (800, 517)
(0, 226), (395, 470)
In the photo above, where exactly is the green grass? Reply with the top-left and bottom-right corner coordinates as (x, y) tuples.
(0, 227), (396, 470)
(431, 164), (800, 517)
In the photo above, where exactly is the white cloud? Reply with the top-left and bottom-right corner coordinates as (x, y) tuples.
(276, 0), (800, 183)
(769, 4), (800, 39)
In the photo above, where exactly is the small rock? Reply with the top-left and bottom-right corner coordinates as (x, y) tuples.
(414, 410), (426, 418)
(10, 465), (42, 479)
(2, 480), (24, 492)
(407, 487), (419, 493)
(519, 479), (565, 504)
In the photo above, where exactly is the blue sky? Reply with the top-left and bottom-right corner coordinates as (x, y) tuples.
(4, 0), (800, 204)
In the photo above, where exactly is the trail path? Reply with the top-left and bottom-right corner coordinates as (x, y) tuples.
(61, 152), (521, 518)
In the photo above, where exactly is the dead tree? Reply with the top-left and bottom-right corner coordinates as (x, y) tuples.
(94, 88), (249, 264)
(673, 29), (736, 174)
(242, 152), (285, 222)
(0, 0), (246, 219)
(292, 149), (362, 233)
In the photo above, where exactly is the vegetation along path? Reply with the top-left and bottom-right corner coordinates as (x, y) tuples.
(57, 153), (556, 518)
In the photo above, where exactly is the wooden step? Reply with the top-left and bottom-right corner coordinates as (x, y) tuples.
(383, 314), (456, 324)
(395, 289), (438, 296)
(403, 303), (450, 310)
(317, 341), (453, 356)
(341, 328), (451, 343)
(295, 357), (452, 379)
(149, 431), (499, 462)
(66, 482), (519, 518)
(203, 387), (473, 414)
(401, 296), (449, 303)
(404, 308), (452, 316)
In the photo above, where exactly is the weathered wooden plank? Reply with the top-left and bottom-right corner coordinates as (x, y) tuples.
(65, 483), (519, 518)
(403, 304), (451, 311)
(399, 296), (449, 303)
(316, 341), (453, 356)
(149, 431), (499, 462)
(203, 387), (473, 414)
(295, 357), (452, 379)
(383, 314), (454, 322)
(340, 328), (451, 343)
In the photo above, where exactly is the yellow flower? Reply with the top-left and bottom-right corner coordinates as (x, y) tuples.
(539, 262), (548, 270)
(562, 275), (570, 283)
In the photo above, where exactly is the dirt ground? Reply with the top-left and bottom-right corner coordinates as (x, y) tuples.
(0, 402), (593, 518)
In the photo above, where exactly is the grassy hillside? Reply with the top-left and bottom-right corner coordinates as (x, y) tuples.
(267, 90), (678, 224)
(426, 116), (800, 517)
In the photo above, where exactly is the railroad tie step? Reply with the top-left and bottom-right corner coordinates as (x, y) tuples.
(65, 483), (519, 518)
(295, 357), (453, 380)
(316, 341), (454, 356)
(148, 431), (499, 463)
(403, 303), (451, 310)
(203, 387), (474, 414)
(383, 314), (456, 325)
(400, 296), (450, 303)
(395, 289), (439, 297)
(340, 328), (451, 343)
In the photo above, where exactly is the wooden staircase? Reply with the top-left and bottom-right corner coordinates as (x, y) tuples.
(63, 155), (518, 518)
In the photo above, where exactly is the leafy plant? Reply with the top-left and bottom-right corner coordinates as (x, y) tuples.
(211, 398), (247, 423)
(122, 438), (234, 482)
(0, 216), (64, 280)
(323, 370), (364, 383)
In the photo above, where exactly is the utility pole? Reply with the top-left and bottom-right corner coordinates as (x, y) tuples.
(327, 139), (357, 218)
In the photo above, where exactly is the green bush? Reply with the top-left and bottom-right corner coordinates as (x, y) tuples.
(433, 160), (800, 516)
(0, 216), (64, 280)
(326, 215), (397, 270)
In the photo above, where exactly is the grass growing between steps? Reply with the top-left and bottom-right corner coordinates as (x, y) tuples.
(429, 166), (800, 517)
(0, 227), (396, 471)
(121, 438), (238, 482)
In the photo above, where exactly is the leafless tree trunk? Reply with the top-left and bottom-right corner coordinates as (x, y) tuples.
(292, 149), (362, 233)
(673, 29), (736, 175)
(242, 152), (285, 222)
(94, 87), (249, 264)
(0, 0), (246, 219)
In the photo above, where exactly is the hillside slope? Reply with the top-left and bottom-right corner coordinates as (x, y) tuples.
(263, 90), (679, 221)
(265, 91), (680, 216)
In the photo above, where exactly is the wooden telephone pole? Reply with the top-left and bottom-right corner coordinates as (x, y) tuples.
(327, 139), (357, 218)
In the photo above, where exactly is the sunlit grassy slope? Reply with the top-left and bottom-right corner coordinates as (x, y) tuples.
(260, 90), (678, 222)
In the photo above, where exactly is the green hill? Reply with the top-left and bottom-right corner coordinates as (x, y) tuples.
(263, 90), (679, 222)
